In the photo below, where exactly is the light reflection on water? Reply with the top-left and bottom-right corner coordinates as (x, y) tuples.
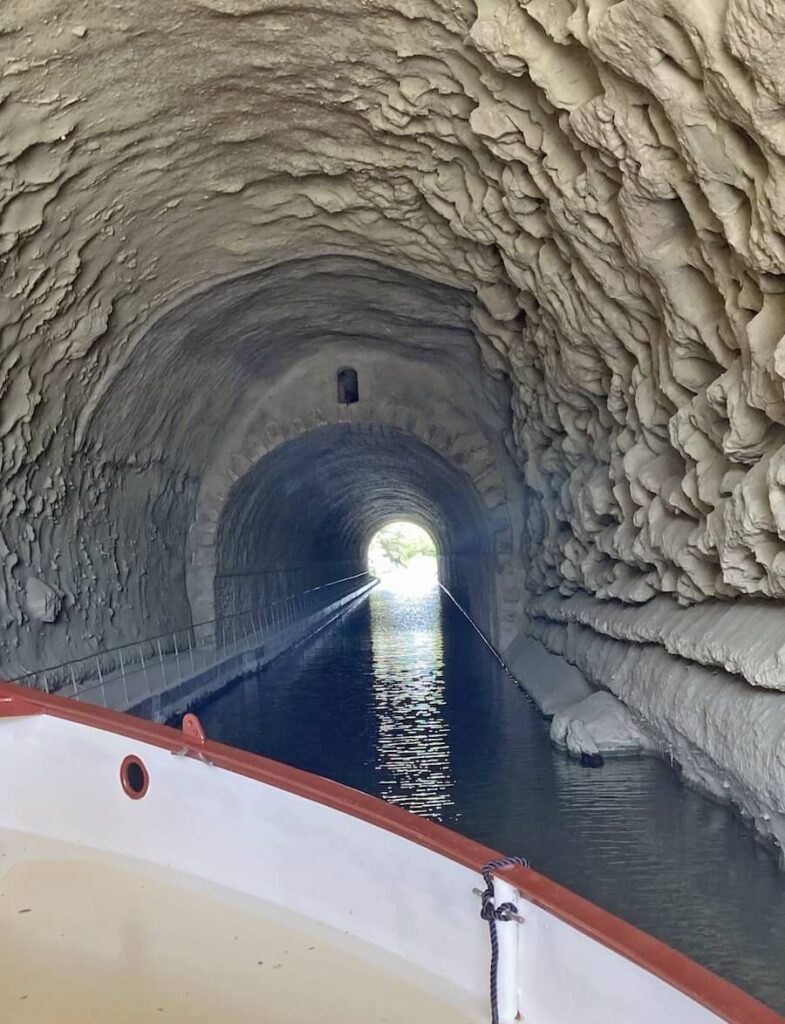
(196, 584), (785, 1013)
(370, 581), (453, 819)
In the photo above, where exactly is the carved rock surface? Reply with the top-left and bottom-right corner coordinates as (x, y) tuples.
(550, 691), (654, 758)
(24, 578), (61, 625)
(2, 4), (785, 783)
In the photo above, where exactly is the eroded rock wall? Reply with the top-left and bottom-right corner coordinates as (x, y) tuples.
(3, 2), (785, 731)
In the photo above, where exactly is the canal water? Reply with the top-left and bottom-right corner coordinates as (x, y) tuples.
(195, 582), (785, 1012)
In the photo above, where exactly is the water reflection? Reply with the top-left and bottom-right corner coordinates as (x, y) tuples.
(370, 581), (453, 820)
(195, 586), (785, 1012)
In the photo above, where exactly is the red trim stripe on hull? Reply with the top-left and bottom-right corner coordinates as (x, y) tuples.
(0, 680), (780, 1024)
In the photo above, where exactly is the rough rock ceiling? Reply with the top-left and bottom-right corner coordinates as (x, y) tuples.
(3, 1), (785, 688)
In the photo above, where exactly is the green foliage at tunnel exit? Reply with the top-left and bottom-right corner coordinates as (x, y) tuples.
(368, 522), (436, 573)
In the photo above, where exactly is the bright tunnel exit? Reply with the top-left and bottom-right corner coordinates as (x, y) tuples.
(367, 522), (439, 593)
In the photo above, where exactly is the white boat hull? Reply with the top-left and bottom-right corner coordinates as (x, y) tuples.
(0, 682), (779, 1024)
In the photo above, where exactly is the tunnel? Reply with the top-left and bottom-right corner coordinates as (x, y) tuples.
(4, 0), (785, 857)
(211, 424), (497, 632)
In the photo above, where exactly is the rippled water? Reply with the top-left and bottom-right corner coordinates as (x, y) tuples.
(196, 584), (785, 1012)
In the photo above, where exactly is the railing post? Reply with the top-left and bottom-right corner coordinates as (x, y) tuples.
(188, 626), (196, 675)
(173, 630), (182, 682)
(139, 642), (150, 695)
(157, 637), (167, 691)
(119, 646), (129, 707)
(94, 656), (106, 707)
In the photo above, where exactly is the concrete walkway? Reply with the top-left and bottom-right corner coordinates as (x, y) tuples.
(62, 580), (376, 720)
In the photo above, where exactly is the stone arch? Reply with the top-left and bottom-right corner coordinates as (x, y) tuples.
(186, 401), (521, 644)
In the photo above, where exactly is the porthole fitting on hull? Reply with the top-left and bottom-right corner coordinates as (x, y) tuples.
(120, 754), (150, 799)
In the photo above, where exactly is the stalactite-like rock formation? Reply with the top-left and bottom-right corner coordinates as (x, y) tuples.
(4, 1), (785, 837)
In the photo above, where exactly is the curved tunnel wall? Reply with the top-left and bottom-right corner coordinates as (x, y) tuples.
(6, 1), (785, 658)
(1, 255), (523, 675)
(214, 424), (498, 634)
(10, 0), (785, 676)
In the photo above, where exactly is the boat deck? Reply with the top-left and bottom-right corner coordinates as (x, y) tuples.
(0, 828), (474, 1024)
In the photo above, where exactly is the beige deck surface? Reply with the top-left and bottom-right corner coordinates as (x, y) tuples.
(0, 828), (475, 1024)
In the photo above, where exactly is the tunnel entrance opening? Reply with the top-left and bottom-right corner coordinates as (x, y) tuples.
(367, 521), (438, 592)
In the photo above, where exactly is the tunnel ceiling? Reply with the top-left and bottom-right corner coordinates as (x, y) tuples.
(88, 257), (511, 471)
(4, 1), (785, 691)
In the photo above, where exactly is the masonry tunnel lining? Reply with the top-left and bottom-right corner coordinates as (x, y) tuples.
(212, 424), (499, 637)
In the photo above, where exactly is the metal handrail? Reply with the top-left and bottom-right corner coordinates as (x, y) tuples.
(437, 582), (510, 674)
(12, 572), (372, 684)
(11, 572), (376, 706)
(214, 564), (361, 580)
(300, 572), (371, 595)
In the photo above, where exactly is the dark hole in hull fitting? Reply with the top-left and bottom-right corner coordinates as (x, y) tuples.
(121, 755), (149, 799)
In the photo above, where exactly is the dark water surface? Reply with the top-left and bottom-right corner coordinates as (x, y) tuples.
(196, 584), (785, 1012)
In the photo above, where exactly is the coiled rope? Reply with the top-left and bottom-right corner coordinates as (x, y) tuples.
(479, 856), (528, 1024)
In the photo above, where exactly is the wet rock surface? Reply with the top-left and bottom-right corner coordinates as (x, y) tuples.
(550, 691), (654, 759)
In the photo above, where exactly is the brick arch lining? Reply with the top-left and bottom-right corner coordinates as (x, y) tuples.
(187, 409), (520, 643)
